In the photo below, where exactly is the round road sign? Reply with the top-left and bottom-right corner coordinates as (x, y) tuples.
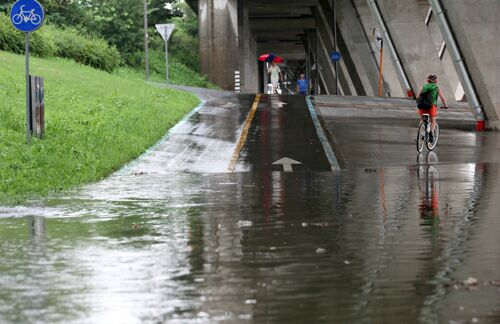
(10, 0), (45, 33)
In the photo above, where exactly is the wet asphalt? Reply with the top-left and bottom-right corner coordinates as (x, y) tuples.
(236, 95), (331, 172)
(1, 93), (499, 323)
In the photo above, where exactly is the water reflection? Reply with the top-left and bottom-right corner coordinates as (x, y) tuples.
(417, 152), (448, 223)
(0, 163), (499, 322)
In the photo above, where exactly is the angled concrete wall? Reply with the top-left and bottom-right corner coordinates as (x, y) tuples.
(336, 0), (380, 96)
(440, 0), (500, 127)
(316, 0), (367, 96)
(199, 0), (239, 91)
(352, 0), (404, 97)
(376, 0), (454, 101)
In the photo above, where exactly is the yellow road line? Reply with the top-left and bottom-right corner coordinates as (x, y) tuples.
(228, 94), (261, 172)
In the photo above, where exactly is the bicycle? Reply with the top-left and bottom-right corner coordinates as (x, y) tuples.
(416, 106), (447, 152)
(12, 5), (42, 25)
(281, 81), (296, 95)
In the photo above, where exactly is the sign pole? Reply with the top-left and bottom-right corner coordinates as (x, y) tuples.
(25, 32), (31, 144)
(155, 23), (175, 84)
(164, 25), (169, 83)
(378, 39), (384, 97)
(144, 0), (149, 81)
(333, 0), (338, 95)
(10, 0), (45, 144)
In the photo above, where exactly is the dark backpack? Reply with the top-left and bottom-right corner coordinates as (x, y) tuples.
(417, 90), (434, 110)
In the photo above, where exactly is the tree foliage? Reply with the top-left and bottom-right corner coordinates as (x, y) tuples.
(1, 0), (183, 60)
(0, 1), (201, 73)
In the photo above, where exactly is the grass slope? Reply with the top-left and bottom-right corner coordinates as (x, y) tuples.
(0, 51), (200, 203)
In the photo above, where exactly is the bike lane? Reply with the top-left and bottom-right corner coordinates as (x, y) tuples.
(231, 95), (333, 172)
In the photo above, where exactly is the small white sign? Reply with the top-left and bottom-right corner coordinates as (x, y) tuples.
(374, 28), (383, 50)
(155, 23), (175, 41)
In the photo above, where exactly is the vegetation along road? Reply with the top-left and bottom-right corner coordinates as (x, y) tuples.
(0, 51), (200, 203)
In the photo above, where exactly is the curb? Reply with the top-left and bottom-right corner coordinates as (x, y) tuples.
(305, 96), (341, 171)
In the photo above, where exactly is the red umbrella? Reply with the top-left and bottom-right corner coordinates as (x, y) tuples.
(259, 53), (284, 63)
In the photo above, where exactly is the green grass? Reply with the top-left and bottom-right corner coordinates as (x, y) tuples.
(145, 50), (219, 89)
(0, 50), (200, 204)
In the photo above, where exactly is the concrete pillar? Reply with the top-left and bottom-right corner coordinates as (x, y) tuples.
(238, 5), (258, 93)
(376, 0), (454, 101)
(199, 0), (239, 91)
(439, 0), (500, 127)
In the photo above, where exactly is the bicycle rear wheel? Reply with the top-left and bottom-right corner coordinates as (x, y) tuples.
(416, 122), (426, 153)
(426, 123), (439, 151)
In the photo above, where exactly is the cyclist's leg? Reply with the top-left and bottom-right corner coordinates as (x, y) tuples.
(430, 105), (438, 132)
(417, 109), (424, 124)
(431, 116), (436, 132)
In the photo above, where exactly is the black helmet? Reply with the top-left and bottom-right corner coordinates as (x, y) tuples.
(427, 74), (437, 83)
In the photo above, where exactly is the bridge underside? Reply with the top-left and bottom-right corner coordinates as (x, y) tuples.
(193, 0), (500, 129)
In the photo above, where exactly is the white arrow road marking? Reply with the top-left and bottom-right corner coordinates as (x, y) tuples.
(272, 157), (302, 172)
(221, 102), (237, 108)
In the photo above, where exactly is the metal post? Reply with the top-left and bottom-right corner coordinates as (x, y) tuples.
(378, 40), (384, 96)
(306, 34), (311, 94)
(315, 30), (319, 95)
(25, 32), (31, 144)
(164, 25), (169, 83)
(333, 0), (339, 95)
(144, 0), (149, 81)
(307, 31), (311, 93)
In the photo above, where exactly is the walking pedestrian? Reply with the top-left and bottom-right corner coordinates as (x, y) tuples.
(268, 61), (282, 94)
(296, 73), (309, 95)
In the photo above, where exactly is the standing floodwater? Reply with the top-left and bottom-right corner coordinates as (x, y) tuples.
(1, 94), (500, 323)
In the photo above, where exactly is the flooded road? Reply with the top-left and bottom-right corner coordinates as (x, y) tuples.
(1, 94), (500, 323)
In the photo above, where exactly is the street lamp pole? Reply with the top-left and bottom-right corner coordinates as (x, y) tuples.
(144, 0), (149, 81)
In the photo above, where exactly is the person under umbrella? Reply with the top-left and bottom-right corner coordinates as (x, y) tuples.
(259, 54), (284, 94)
(268, 61), (283, 94)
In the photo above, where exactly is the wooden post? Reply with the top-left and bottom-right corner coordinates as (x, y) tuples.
(30, 76), (44, 138)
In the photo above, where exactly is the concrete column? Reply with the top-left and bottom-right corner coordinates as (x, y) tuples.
(199, 0), (239, 91)
(238, 5), (258, 93)
(439, 0), (500, 127)
(375, 0), (454, 101)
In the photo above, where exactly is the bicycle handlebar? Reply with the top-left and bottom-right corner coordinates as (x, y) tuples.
(439, 106), (449, 110)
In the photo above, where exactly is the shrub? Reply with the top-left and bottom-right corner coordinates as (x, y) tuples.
(147, 49), (217, 89)
(0, 13), (121, 72)
(44, 26), (122, 72)
(0, 13), (56, 57)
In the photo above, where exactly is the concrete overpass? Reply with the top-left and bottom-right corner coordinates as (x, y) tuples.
(187, 0), (500, 129)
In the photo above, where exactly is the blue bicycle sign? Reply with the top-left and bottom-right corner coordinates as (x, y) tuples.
(330, 51), (341, 62)
(10, 0), (45, 32)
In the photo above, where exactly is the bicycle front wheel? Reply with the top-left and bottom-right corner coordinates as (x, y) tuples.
(416, 122), (426, 153)
(427, 123), (439, 151)
(31, 14), (42, 25)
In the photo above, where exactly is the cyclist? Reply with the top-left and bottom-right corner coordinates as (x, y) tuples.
(416, 74), (448, 143)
